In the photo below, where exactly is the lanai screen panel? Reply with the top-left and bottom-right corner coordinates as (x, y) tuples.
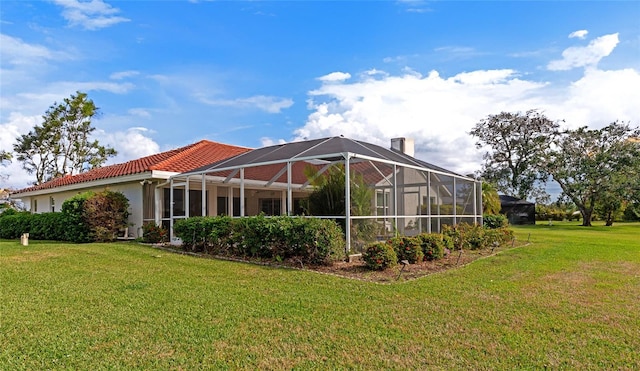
(170, 136), (482, 252)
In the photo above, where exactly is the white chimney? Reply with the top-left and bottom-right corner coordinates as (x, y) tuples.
(391, 137), (414, 157)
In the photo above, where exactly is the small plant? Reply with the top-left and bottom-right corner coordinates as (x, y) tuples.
(483, 214), (508, 229)
(416, 233), (446, 261)
(142, 222), (168, 244)
(363, 242), (397, 270)
(388, 236), (423, 263)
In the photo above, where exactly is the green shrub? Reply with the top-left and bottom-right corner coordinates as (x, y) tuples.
(29, 212), (67, 241)
(0, 212), (31, 239)
(443, 223), (514, 250)
(142, 222), (168, 244)
(484, 227), (515, 247)
(83, 190), (130, 242)
(388, 236), (423, 263)
(174, 215), (345, 265)
(363, 241), (398, 270)
(416, 233), (446, 261)
(61, 192), (93, 243)
(483, 214), (508, 229)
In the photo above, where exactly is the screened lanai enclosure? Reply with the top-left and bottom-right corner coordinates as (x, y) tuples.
(166, 137), (482, 252)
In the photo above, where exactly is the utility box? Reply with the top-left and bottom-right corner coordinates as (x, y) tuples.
(20, 233), (29, 246)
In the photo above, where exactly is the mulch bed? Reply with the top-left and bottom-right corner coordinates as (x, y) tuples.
(150, 243), (519, 283)
(309, 247), (506, 283)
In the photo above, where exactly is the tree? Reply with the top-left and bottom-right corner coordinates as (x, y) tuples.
(303, 163), (376, 248)
(470, 110), (559, 201)
(0, 150), (10, 164)
(13, 92), (117, 185)
(0, 150), (11, 181)
(481, 181), (501, 215)
(544, 122), (640, 226)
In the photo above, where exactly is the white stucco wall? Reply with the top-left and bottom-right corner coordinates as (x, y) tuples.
(20, 182), (145, 238)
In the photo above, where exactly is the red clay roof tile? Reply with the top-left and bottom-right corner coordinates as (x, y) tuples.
(13, 140), (251, 194)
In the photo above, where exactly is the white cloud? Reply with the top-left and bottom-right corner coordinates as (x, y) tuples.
(296, 61), (639, 176)
(260, 137), (286, 147)
(52, 0), (130, 30)
(0, 33), (73, 65)
(198, 95), (294, 113)
(317, 72), (352, 82)
(569, 30), (588, 39)
(110, 70), (139, 80)
(548, 33), (619, 71)
(0, 113), (44, 189)
(127, 108), (151, 118)
(97, 127), (160, 164)
(0, 110), (160, 189)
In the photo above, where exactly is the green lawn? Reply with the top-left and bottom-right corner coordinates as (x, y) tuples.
(1, 222), (639, 369)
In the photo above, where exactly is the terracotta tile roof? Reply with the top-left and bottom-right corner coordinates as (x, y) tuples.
(13, 140), (251, 194)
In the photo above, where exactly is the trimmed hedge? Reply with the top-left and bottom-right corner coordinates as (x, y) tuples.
(0, 190), (129, 243)
(174, 215), (345, 265)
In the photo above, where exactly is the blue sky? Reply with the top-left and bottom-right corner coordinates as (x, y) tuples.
(1, 0), (639, 194)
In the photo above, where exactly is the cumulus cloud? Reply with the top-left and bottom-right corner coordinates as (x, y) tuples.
(295, 59), (639, 176)
(0, 113), (41, 189)
(569, 30), (588, 39)
(198, 95), (294, 113)
(52, 0), (130, 30)
(547, 33), (619, 71)
(317, 72), (352, 82)
(96, 127), (160, 164)
(0, 111), (161, 189)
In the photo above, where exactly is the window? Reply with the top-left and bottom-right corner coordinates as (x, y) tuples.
(50, 197), (55, 212)
(217, 196), (243, 217)
(164, 189), (208, 218)
(32, 199), (38, 213)
(376, 190), (389, 216)
(259, 198), (281, 216)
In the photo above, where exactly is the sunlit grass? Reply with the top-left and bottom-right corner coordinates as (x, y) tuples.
(1, 222), (639, 369)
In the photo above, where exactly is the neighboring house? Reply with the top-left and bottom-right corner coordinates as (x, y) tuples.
(499, 195), (536, 225)
(10, 140), (251, 238)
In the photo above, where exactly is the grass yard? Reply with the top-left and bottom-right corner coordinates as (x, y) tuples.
(1, 222), (639, 369)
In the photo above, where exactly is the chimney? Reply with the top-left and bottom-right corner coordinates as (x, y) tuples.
(391, 137), (414, 157)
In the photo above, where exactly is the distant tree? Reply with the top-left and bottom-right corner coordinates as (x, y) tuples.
(481, 182), (501, 215)
(0, 150), (11, 181)
(544, 122), (640, 226)
(13, 92), (117, 185)
(470, 110), (559, 201)
(0, 150), (10, 164)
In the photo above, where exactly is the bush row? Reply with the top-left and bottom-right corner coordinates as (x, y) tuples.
(173, 215), (345, 265)
(0, 210), (69, 241)
(363, 232), (452, 270)
(363, 223), (514, 270)
(0, 190), (129, 243)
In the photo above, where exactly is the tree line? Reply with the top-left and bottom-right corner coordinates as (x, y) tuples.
(471, 110), (640, 226)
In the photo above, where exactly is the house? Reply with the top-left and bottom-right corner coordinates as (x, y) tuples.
(499, 195), (536, 225)
(167, 137), (482, 251)
(10, 140), (251, 237)
(11, 137), (482, 250)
